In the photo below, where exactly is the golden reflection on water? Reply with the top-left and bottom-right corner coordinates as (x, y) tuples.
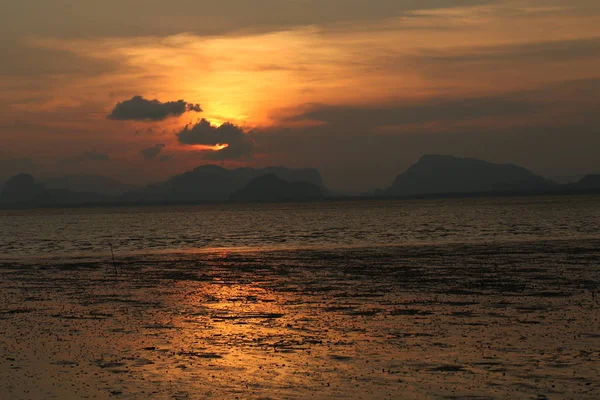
(0, 242), (599, 399)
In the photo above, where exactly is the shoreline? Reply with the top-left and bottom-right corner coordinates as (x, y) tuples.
(1, 239), (599, 399)
(2, 239), (599, 399)
(2, 235), (600, 266)
(1, 190), (599, 211)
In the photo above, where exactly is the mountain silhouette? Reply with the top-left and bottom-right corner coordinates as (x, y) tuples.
(43, 175), (137, 196)
(387, 154), (554, 197)
(123, 165), (326, 203)
(0, 173), (114, 207)
(2, 158), (598, 208)
(44, 189), (112, 205)
(576, 174), (600, 189)
(229, 174), (323, 203)
(0, 173), (46, 204)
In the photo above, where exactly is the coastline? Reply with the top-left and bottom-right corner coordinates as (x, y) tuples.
(1, 240), (599, 399)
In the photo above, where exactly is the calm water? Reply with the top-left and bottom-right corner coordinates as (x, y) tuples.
(1, 195), (599, 399)
(1, 195), (599, 261)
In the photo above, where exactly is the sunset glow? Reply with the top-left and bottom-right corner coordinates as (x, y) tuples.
(1, 0), (599, 190)
(186, 144), (230, 152)
(2, 2), (600, 399)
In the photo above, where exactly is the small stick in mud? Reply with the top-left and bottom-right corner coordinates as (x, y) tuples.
(109, 242), (118, 274)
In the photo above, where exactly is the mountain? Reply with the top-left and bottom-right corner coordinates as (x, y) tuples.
(43, 175), (137, 196)
(43, 189), (112, 205)
(387, 154), (554, 197)
(0, 166), (327, 207)
(123, 165), (327, 203)
(2, 160), (595, 208)
(229, 174), (323, 203)
(576, 174), (600, 190)
(0, 173), (46, 204)
(0, 173), (113, 207)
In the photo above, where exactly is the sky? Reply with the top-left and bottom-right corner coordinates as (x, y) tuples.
(1, 0), (600, 192)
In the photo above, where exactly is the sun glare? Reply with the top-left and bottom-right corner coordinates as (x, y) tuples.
(185, 143), (229, 152)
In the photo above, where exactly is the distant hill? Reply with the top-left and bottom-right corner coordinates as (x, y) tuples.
(2, 160), (598, 208)
(0, 173), (113, 207)
(577, 174), (600, 189)
(0, 173), (46, 204)
(0, 166), (327, 207)
(229, 174), (323, 203)
(43, 175), (137, 196)
(122, 165), (327, 203)
(43, 189), (112, 206)
(387, 154), (554, 197)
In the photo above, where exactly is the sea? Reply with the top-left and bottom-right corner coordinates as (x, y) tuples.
(1, 195), (599, 261)
(1, 195), (599, 399)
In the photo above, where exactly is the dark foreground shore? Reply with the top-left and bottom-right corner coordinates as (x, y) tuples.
(1, 239), (599, 399)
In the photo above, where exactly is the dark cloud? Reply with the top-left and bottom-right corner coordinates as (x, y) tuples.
(140, 143), (166, 160)
(283, 78), (600, 132)
(420, 37), (600, 64)
(2, 1), (497, 39)
(58, 152), (110, 166)
(177, 119), (254, 160)
(286, 96), (536, 129)
(0, 39), (121, 77)
(280, 79), (600, 133)
(261, 123), (600, 192)
(258, 78), (600, 192)
(107, 96), (202, 121)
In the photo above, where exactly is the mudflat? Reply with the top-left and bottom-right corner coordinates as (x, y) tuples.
(1, 239), (598, 399)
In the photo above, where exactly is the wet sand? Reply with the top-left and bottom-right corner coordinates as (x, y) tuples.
(1, 239), (599, 399)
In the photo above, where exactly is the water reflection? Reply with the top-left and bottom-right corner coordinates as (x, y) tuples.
(1, 241), (599, 398)
(1, 196), (599, 261)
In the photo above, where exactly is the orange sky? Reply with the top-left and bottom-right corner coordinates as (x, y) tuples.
(1, 0), (600, 191)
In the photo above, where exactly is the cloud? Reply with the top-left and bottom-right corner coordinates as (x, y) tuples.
(107, 96), (202, 121)
(285, 95), (536, 129)
(58, 151), (110, 166)
(2, 1), (497, 40)
(420, 36), (600, 64)
(0, 39), (122, 78)
(140, 143), (166, 160)
(177, 119), (254, 160)
(256, 77), (600, 192)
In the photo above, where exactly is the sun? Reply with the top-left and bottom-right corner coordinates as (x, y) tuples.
(183, 144), (229, 152)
